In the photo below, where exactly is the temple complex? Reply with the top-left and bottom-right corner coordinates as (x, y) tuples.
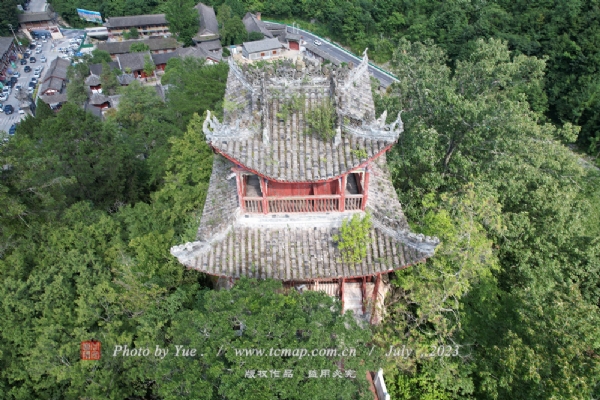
(170, 50), (439, 322)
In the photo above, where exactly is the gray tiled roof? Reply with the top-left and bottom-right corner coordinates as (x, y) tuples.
(197, 39), (221, 52)
(0, 37), (14, 57)
(117, 51), (152, 71)
(85, 74), (101, 86)
(89, 92), (109, 105)
(196, 3), (219, 36)
(42, 57), (70, 82)
(39, 92), (67, 105)
(152, 51), (178, 65)
(242, 38), (282, 54)
(117, 73), (135, 85)
(104, 14), (167, 29)
(18, 11), (53, 23)
(177, 45), (222, 62)
(39, 77), (64, 94)
(170, 156), (437, 280)
(89, 61), (119, 76)
(97, 38), (179, 55)
(212, 135), (391, 183)
(242, 12), (273, 38)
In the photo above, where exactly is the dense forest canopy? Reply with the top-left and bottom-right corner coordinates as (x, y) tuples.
(0, 0), (598, 398)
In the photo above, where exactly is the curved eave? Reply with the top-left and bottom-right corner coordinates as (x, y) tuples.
(210, 141), (396, 183)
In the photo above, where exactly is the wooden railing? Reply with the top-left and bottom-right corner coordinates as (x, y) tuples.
(345, 195), (363, 211)
(241, 195), (349, 213)
(244, 197), (263, 213)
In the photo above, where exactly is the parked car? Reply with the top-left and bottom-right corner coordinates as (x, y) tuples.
(9, 124), (17, 135)
(24, 52), (30, 58)
(20, 59), (27, 65)
(2, 86), (10, 96)
(4, 105), (14, 114)
(314, 40), (322, 46)
(24, 65), (31, 73)
(12, 71), (20, 77)
(10, 77), (17, 86)
(30, 77), (38, 85)
(42, 37), (48, 43)
(28, 82), (36, 93)
(29, 43), (36, 50)
(0, 93), (7, 102)
(40, 56), (46, 63)
(29, 57), (36, 63)
(15, 84), (22, 92)
(35, 48), (42, 54)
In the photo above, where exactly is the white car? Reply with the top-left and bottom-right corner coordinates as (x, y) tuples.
(40, 56), (46, 63)
(313, 40), (322, 46)
(35, 48), (42, 54)
(0, 93), (8, 101)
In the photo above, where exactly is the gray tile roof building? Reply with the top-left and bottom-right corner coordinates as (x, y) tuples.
(18, 11), (54, 23)
(152, 51), (178, 65)
(41, 58), (70, 82)
(241, 38), (282, 55)
(89, 61), (120, 76)
(0, 37), (14, 57)
(242, 12), (273, 39)
(195, 3), (219, 36)
(117, 51), (153, 72)
(85, 74), (101, 86)
(104, 14), (167, 29)
(97, 38), (179, 55)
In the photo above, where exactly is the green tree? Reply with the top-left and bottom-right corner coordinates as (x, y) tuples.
(99, 61), (119, 95)
(66, 64), (89, 106)
(143, 54), (156, 79)
(153, 278), (378, 400)
(165, 0), (199, 46)
(0, 0), (18, 36)
(333, 212), (372, 263)
(161, 56), (228, 130)
(123, 27), (140, 39)
(88, 49), (112, 64)
(129, 42), (150, 52)
(377, 37), (600, 399)
(217, 3), (246, 46)
(247, 31), (264, 41)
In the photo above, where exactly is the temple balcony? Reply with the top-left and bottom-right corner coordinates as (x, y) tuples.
(236, 170), (368, 214)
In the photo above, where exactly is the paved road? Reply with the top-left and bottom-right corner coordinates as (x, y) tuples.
(286, 26), (398, 88)
(0, 39), (53, 135)
(28, 0), (47, 13)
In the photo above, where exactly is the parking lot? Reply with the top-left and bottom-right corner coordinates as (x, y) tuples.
(1, 29), (86, 137)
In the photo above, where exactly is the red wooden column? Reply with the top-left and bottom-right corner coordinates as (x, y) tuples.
(361, 276), (367, 314)
(361, 167), (370, 211)
(340, 278), (345, 314)
(260, 177), (268, 214)
(370, 273), (381, 325)
(339, 175), (346, 212)
(235, 170), (245, 213)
